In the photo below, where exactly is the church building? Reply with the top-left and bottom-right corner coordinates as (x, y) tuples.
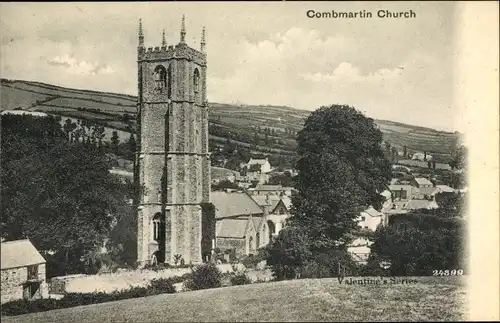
(134, 16), (214, 267)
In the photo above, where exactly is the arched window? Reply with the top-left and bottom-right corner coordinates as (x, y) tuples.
(152, 213), (163, 241)
(248, 236), (254, 251)
(193, 68), (200, 94)
(154, 66), (167, 90)
(267, 220), (275, 241)
(167, 64), (173, 98)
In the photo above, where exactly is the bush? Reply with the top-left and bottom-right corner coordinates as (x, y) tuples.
(149, 278), (177, 294)
(184, 263), (222, 291)
(1, 277), (178, 316)
(230, 272), (252, 286)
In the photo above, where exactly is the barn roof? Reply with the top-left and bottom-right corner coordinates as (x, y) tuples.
(1, 239), (46, 270)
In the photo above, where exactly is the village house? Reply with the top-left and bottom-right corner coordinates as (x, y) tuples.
(252, 194), (292, 239)
(242, 157), (273, 174)
(250, 184), (285, 196)
(1, 239), (49, 304)
(348, 205), (387, 264)
(211, 166), (240, 185)
(211, 191), (269, 261)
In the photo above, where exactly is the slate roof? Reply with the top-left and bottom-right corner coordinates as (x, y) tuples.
(211, 191), (263, 219)
(405, 199), (439, 210)
(414, 177), (434, 186)
(417, 187), (439, 196)
(436, 185), (455, 193)
(361, 206), (383, 217)
(254, 184), (283, 191)
(1, 239), (46, 270)
(247, 158), (268, 165)
(216, 219), (249, 238)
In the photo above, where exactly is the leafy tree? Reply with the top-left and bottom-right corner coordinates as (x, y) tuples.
(265, 226), (312, 280)
(290, 105), (391, 253)
(268, 172), (294, 187)
(211, 179), (239, 191)
(403, 145), (407, 157)
(449, 145), (467, 170)
(369, 213), (465, 276)
(1, 114), (128, 276)
(111, 131), (120, 152)
(63, 118), (77, 141)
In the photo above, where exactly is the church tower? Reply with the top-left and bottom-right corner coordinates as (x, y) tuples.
(135, 17), (211, 266)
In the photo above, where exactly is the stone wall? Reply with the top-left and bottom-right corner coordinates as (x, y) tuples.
(1, 264), (48, 304)
(216, 237), (246, 259)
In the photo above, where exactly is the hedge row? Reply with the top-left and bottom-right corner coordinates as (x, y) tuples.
(2, 277), (177, 317)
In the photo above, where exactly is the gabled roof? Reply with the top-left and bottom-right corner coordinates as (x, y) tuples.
(436, 185), (455, 193)
(255, 184), (283, 191)
(1, 239), (46, 270)
(247, 158), (268, 165)
(413, 177), (434, 186)
(216, 219), (249, 238)
(211, 191), (264, 219)
(389, 184), (416, 192)
(405, 199), (439, 210)
(360, 206), (383, 217)
(417, 187), (439, 196)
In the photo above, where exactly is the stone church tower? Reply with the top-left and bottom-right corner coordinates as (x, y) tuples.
(135, 16), (212, 267)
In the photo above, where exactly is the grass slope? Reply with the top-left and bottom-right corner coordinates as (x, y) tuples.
(4, 276), (467, 322)
(1, 78), (462, 159)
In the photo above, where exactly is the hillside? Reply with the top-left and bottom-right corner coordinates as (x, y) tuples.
(3, 276), (466, 322)
(1, 78), (462, 162)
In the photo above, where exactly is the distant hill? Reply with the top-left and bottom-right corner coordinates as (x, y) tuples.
(1, 78), (462, 162)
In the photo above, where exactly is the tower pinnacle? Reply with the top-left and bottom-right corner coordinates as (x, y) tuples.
(180, 15), (186, 43)
(162, 29), (167, 47)
(138, 18), (144, 47)
(200, 27), (206, 52)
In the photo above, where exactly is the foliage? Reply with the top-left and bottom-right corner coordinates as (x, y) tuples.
(1, 114), (131, 277)
(240, 248), (267, 269)
(299, 249), (357, 279)
(1, 278), (177, 316)
(211, 179), (239, 191)
(368, 214), (466, 276)
(265, 226), (312, 281)
(184, 263), (223, 291)
(268, 172), (294, 187)
(449, 145), (467, 170)
(230, 272), (252, 286)
(290, 105), (392, 252)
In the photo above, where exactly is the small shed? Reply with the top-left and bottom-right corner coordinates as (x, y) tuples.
(1, 239), (48, 304)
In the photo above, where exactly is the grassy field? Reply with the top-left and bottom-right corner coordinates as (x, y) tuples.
(1, 78), (462, 159)
(4, 276), (467, 323)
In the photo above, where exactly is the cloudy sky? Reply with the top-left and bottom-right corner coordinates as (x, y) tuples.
(1, 2), (462, 131)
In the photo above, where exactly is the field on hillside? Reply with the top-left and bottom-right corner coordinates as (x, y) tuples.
(1, 78), (462, 160)
(4, 276), (467, 322)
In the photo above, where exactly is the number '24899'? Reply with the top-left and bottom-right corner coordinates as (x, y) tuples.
(433, 269), (464, 276)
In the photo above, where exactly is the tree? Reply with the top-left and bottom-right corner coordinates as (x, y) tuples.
(211, 179), (239, 191)
(111, 130), (120, 153)
(432, 160), (437, 170)
(127, 133), (137, 157)
(427, 161), (432, 169)
(265, 226), (312, 280)
(449, 145), (467, 170)
(290, 105), (392, 253)
(424, 151), (427, 161)
(403, 145), (407, 158)
(1, 114), (128, 276)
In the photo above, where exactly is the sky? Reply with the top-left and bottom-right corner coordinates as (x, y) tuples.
(0, 2), (462, 132)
